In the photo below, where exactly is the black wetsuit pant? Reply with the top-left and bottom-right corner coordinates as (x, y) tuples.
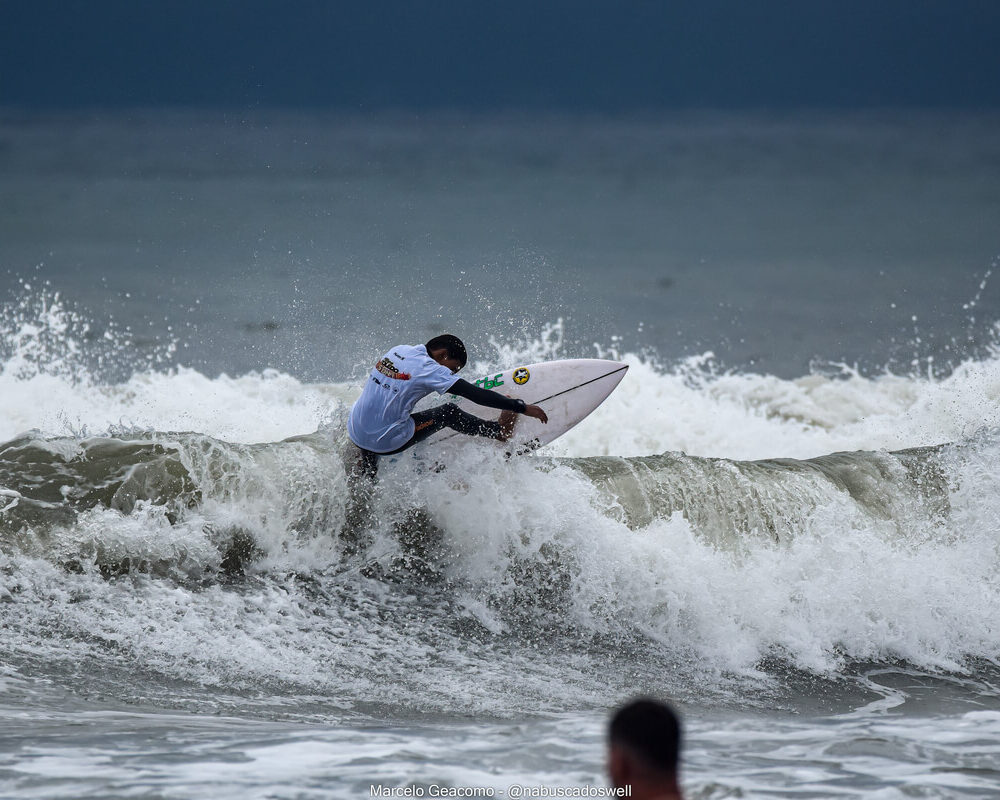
(355, 403), (504, 478)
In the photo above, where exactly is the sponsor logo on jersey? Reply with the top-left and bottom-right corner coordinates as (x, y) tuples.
(375, 358), (410, 380)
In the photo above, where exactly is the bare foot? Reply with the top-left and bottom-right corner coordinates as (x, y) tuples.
(497, 409), (518, 441)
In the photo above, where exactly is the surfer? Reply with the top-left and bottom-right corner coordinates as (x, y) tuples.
(347, 334), (548, 477)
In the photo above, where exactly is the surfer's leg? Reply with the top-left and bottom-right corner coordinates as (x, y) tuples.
(403, 403), (509, 449)
(495, 409), (518, 441)
(360, 447), (380, 479)
(348, 445), (380, 481)
(342, 446), (380, 551)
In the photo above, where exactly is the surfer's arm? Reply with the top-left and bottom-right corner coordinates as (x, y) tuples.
(450, 379), (524, 411)
(449, 379), (548, 422)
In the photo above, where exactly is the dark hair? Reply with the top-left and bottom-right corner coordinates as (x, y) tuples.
(426, 334), (467, 368)
(609, 698), (682, 776)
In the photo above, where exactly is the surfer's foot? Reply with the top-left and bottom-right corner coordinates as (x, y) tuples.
(496, 409), (518, 441)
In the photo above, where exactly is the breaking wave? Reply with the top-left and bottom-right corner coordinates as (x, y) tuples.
(2, 284), (1000, 717)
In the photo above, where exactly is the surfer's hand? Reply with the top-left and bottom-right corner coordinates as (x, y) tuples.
(524, 404), (548, 423)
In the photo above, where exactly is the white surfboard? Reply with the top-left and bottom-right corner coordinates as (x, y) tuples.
(420, 358), (628, 452)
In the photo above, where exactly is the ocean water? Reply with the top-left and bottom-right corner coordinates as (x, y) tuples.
(1, 110), (1000, 798)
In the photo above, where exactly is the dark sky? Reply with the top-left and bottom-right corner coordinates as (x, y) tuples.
(3, 0), (1000, 111)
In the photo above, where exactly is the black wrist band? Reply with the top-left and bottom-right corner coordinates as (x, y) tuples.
(515, 398), (527, 413)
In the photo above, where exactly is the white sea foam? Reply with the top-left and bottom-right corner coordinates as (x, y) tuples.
(2, 293), (1000, 708)
(552, 343), (1000, 460)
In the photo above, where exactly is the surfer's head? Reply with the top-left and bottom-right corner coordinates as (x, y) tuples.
(426, 334), (467, 373)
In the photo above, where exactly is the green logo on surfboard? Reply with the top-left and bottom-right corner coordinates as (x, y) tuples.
(474, 373), (504, 390)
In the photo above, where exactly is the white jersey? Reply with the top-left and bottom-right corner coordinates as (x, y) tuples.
(347, 344), (459, 453)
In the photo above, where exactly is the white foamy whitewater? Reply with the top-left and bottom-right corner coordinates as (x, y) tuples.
(2, 289), (1000, 799)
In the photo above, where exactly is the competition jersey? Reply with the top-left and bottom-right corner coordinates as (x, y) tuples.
(347, 344), (459, 453)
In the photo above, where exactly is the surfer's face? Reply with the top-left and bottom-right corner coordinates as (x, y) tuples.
(430, 349), (463, 374)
